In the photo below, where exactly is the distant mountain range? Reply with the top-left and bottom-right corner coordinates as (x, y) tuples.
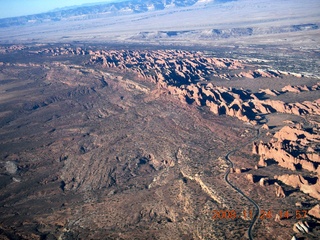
(0, 0), (235, 28)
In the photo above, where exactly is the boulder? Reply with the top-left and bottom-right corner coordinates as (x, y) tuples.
(5, 161), (17, 174)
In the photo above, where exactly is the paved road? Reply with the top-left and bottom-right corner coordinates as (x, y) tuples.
(223, 127), (262, 240)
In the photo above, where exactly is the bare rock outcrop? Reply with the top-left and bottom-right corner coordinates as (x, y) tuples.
(170, 83), (259, 124)
(259, 177), (268, 186)
(88, 49), (248, 85)
(308, 204), (320, 220)
(246, 174), (255, 183)
(293, 221), (310, 234)
(282, 85), (306, 93)
(252, 142), (259, 155)
(169, 82), (320, 124)
(83, 49), (320, 124)
(275, 174), (320, 200)
(237, 69), (281, 79)
(37, 47), (319, 125)
(253, 125), (320, 174)
(274, 182), (286, 198)
(259, 88), (280, 96)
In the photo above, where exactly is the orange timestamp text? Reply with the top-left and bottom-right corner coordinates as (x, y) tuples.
(212, 209), (308, 220)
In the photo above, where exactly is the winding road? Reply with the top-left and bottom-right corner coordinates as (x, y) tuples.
(223, 127), (262, 240)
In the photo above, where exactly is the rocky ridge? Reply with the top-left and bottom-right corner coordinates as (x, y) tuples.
(253, 124), (320, 200)
(3, 46), (320, 125)
(89, 49), (248, 84)
(86, 49), (320, 124)
(88, 49), (303, 83)
(167, 83), (320, 124)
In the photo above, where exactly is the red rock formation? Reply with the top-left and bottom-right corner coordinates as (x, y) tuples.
(308, 204), (320, 220)
(293, 221), (310, 233)
(37, 47), (319, 124)
(282, 84), (311, 93)
(259, 178), (268, 186)
(39, 47), (317, 125)
(88, 49), (252, 84)
(275, 183), (286, 198)
(252, 142), (259, 155)
(311, 82), (320, 91)
(259, 88), (280, 96)
(275, 174), (320, 200)
(282, 85), (302, 93)
(246, 174), (254, 183)
(253, 125), (320, 174)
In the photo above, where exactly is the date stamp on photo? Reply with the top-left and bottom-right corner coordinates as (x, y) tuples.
(212, 209), (309, 220)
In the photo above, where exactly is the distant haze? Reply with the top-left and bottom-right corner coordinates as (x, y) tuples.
(0, 0), (117, 19)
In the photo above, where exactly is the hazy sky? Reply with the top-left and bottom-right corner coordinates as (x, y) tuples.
(0, 0), (115, 19)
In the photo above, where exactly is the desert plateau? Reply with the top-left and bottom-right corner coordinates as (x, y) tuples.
(0, 0), (319, 239)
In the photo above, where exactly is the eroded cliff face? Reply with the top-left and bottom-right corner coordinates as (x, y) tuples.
(85, 49), (320, 124)
(274, 174), (320, 200)
(165, 83), (320, 125)
(255, 124), (320, 172)
(89, 49), (247, 85)
(253, 124), (320, 200)
(87, 49), (309, 85)
(308, 204), (320, 220)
